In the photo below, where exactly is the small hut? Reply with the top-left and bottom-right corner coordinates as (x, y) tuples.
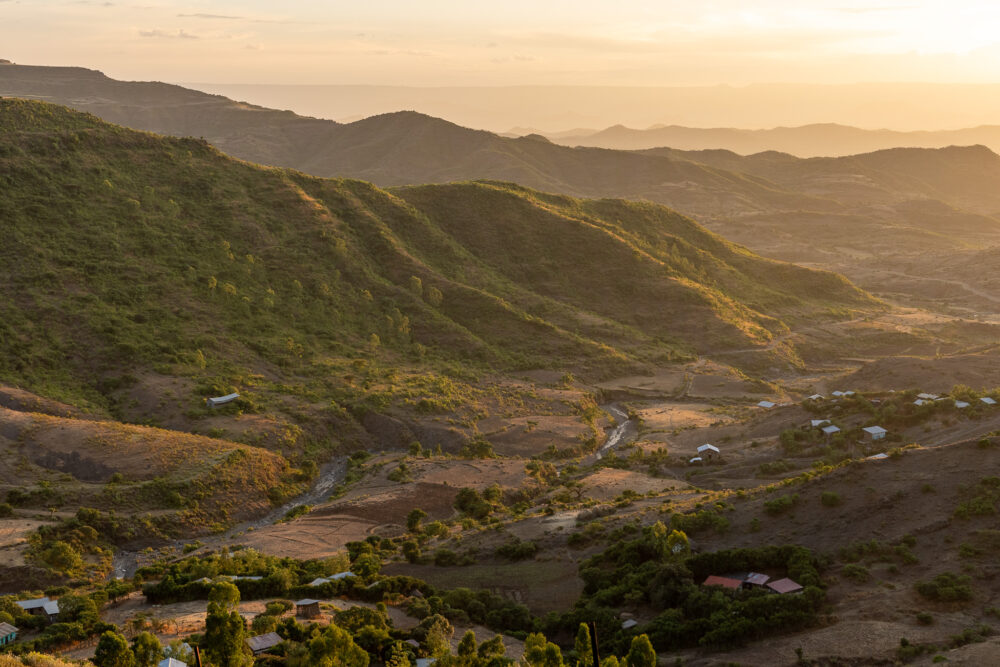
(862, 426), (887, 441)
(697, 444), (720, 461)
(296, 599), (321, 619)
(206, 393), (240, 408)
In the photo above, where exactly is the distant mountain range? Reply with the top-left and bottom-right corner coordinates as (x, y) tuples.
(6, 62), (1000, 312)
(188, 80), (1000, 138)
(538, 123), (1000, 157)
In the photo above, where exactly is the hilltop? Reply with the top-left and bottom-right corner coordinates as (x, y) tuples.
(7, 63), (1000, 318)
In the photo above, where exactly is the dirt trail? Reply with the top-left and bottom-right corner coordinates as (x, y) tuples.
(874, 268), (1000, 305)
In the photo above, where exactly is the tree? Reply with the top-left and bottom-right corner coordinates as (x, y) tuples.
(409, 276), (423, 297)
(131, 631), (162, 667)
(351, 553), (382, 580)
(478, 635), (505, 659)
(407, 508), (428, 533)
(458, 630), (477, 657)
(307, 623), (370, 667)
(666, 529), (690, 556)
(402, 541), (421, 563)
(624, 635), (656, 667)
(202, 582), (253, 667)
(385, 641), (413, 667)
(574, 623), (593, 667)
(39, 540), (84, 575)
(94, 631), (136, 667)
(414, 614), (454, 657)
(524, 632), (564, 667)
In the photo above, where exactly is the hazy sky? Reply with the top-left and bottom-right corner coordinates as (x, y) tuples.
(5, 1), (1000, 85)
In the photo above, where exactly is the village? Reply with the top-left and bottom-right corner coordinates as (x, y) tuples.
(4, 378), (1000, 665)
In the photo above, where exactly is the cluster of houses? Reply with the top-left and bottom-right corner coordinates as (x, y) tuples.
(702, 572), (803, 595)
(912, 392), (996, 409)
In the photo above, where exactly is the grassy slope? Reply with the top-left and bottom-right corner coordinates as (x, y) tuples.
(0, 99), (874, 432)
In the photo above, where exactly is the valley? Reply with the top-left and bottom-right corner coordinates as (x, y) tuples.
(3, 73), (1000, 666)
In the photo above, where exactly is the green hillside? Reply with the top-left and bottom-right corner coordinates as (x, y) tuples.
(0, 100), (873, 440)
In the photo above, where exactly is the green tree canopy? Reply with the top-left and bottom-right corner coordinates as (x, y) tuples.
(94, 631), (136, 667)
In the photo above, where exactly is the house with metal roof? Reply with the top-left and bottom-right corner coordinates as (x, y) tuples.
(15, 597), (59, 622)
(206, 393), (240, 408)
(246, 632), (282, 656)
(822, 425), (841, 436)
(743, 573), (770, 588)
(982, 397), (997, 406)
(757, 400), (776, 409)
(697, 444), (720, 460)
(0, 622), (18, 646)
(862, 426), (887, 441)
(621, 619), (639, 630)
(158, 658), (187, 667)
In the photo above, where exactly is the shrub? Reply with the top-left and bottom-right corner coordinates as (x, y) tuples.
(915, 572), (973, 602)
(820, 492), (842, 507)
(916, 612), (934, 625)
(841, 564), (869, 583)
(495, 539), (538, 561)
(434, 549), (460, 566)
(764, 494), (799, 516)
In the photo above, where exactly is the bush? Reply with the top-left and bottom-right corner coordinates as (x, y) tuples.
(495, 539), (538, 561)
(841, 564), (869, 583)
(820, 492), (841, 507)
(434, 549), (460, 566)
(0, 503), (12, 517)
(915, 572), (973, 602)
(764, 494), (799, 516)
(916, 612), (934, 625)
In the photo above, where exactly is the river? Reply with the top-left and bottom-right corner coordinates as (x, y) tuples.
(593, 404), (638, 461)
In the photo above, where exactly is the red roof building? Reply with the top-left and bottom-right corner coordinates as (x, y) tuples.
(767, 578), (804, 594)
(702, 575), (742, 590)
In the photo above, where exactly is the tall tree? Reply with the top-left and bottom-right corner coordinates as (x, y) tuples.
(574, 623), (593, 667)
(624, 635), (656, 667)
(202, 582), (254, 667)
(131, 631), (162, 667)
(458, 630), (477, 657)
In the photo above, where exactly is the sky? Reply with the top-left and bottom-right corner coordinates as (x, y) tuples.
(5, 0), (1000, 86)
